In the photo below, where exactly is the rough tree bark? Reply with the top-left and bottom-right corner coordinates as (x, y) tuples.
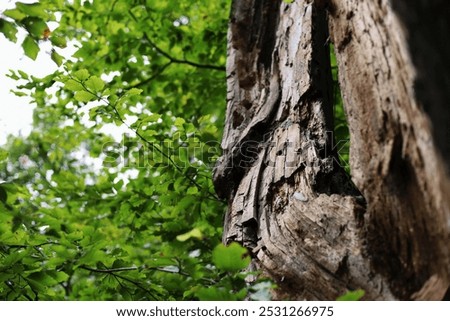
(213, 0), (450, 300)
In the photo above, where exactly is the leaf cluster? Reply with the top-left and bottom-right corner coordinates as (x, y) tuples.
(0, 0), (271, 301)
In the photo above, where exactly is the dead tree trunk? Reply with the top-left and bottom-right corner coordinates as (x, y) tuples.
(213, 0), (450, 300)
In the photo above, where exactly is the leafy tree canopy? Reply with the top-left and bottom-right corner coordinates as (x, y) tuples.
(0, 0), (272, 300)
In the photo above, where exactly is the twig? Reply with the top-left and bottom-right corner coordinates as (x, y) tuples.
(79, 265), (159, 300)
(80, 265), (138, 273)
(126, 61), (172, 90)
(146, 37), (225, 71)
(77, 79), (223, 203)
(128, 9), (225, 72)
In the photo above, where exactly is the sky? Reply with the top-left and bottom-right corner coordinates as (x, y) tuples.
(0, 0), (139, 184)
(0, 0), (131, 146)
(0, 0), (59, 145)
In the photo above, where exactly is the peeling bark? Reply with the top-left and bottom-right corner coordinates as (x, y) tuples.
(328, 0), (450, 299)
(214, 0), (450, 300)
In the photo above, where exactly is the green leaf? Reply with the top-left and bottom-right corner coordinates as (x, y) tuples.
(85, 76), (105, 92)
(22, 17), (48, 38)
(125, 88), (143, 96)
(174, 117), (186, 127)
(65, 79), (85, 91)
(6, 70), (19, 80)
(337, 289), (365, 301)
(50, 271), (70, 283)
(0, 19), (18, 42)
(11, 90), (28, 97)
(74, 91), (96, 102)
(16, 2), (47, 18)
(74, 69), (90, 81)
(212, 242), (250, 272)
(17, 70), (29, 79)
(3, 9), (27, 21)
(108, 94), (119, 105)
(0, 148), (8, 162)
(26, 277), (47, 292)
(50, 36), (67, 48)
(22, 35), (39, 60)
(142, 113), (161, 123)
(186, 186), (198, 195)
(27, 270), (69, 290)
(176, 228), (203, 242)
(51, 49), (64, 66)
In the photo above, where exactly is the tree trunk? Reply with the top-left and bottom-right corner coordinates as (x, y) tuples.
(214, 0), (450, 300)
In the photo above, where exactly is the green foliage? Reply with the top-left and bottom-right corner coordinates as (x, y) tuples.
(0, 0), (271, 301)
(330, 44), (350, 174)
(212, 243), (251, 272)
(336, 289), (365, 301)
(0, 18), (18, 42)
(22, 35), (39, 60)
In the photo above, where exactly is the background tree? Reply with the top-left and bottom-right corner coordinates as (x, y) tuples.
(0, 0), (272, 300)
(214, 0), (450, 300)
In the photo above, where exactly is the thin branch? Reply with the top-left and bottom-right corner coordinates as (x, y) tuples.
(80, 263), (216, 285)
(128, 9), (225, 72)
(105, 0), (119, 25)
(112, 273), (134, 298)
(79, 265), (159, 300)
(5, 279), (33, 301)
(80, 265), (138, 273)
(63, 273), (73, 297)
(77, 79), (223, 203)
(20, 274), (38, 300)
(125, 61), (172, 90)
(1, 241), (58, 250)
(113, 273), (159, 300)
(147, 37), (225, 71)
(79, 264), (189, 276)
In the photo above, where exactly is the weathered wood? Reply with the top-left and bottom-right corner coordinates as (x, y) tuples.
(328, 0), (450, 299)
(214, 0), (450, 300)
(390, 0), (450, 170)
(215, 0), (391, 300)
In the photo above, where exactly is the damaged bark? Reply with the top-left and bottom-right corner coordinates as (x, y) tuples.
(214, 0), (450, 300)
(328, 0), (450, 299)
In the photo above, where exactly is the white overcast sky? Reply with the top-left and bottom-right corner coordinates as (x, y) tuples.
(0, 0), (60, 145)
(1, 1), (139, 151)
(0, 0), (140, 184)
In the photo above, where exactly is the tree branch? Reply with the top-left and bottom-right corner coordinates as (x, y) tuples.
(79, 265), (159, 300)
(79, 264), (190, 276)
(80, 265), (138, 273)
(146, 37), (225, 71)
(128, 9), (225, 72)
(76, 78), (224, 203)
(125, 61), (172, 90)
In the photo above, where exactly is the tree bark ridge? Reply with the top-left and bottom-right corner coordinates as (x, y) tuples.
(215, 0), (449, 300)
(215, 0), (395, 300)
(328, 0), (450, 299)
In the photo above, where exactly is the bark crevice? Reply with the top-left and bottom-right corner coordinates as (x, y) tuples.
(329, 0), (450, 299)
(215, 0), (384, 300)
(215, 0), (449, 300)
